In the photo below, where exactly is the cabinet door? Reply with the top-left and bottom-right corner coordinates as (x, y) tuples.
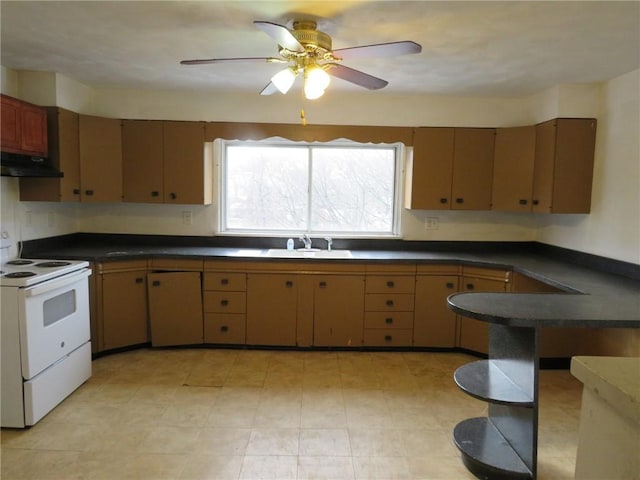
(414, 275), (458, 347)
(122, 120), (164, 203)
(533, 118), (596, 213)
(492, 126), (536, 212)
(246, 274), (297, 346)
(0, 95), (21, 151)
(451, 128), (496, 210)
(20, 108), (81, 202)
(79, 115), (123, 202)
(102, 270), (149, 350)
(163, 121), (211, 204)
(458, 275), (507, 354)
(314, 275), (365, 346)
(147, 272), (203, 346)
(405, 127), (454, 209)
(20, 103), (48, 156)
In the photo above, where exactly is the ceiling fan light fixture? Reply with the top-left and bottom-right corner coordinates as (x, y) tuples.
(271, 67), (297, 94)
(304, 65), (330, 100)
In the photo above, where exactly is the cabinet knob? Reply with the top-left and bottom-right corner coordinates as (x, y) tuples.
(466, 283), (474, 290)
(220, 278), (229, 285)
(73, 188), (81, 195)
(385, 317), (393, 324)
(285, 280), (293, 288)
(455, 198), (464, 204)
(135, 277), (144, 284)
(319, 281), (327, 288)
(386, 300), (394, 307)
(220, 299), (229, 306)
(386, 281), (395, 288)
(151, 191), (159, 197)
(384, 335), (393, 342)
(519, 199), (528, 205)
(532, 199), (539, 206)
(169, 192), (177, 200)
(446, 282), (455, 289)
(85, 189), (94, 196)
(439, 198), (448, 204)
(220, 325), (229, 332)
(152, 280), (160, 287)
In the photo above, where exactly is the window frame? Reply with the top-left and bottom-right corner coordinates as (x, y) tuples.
(217, 138), (404, 238)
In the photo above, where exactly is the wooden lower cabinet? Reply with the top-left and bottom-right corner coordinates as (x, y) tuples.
(246, 273), (299, 346)
(203, 271), (246, 344)
(414, 266), (459, 347)
(314, 275), (365, 347)
(457, 268), (510, 354)
(94, 260), (149, 353)
(147, 271), (203, 346)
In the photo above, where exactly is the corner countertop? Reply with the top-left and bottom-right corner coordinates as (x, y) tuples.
(23, 239), (640, 329)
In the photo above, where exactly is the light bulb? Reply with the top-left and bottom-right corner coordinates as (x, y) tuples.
(271, 68), (296, 94)
(304, 66), (330, 100)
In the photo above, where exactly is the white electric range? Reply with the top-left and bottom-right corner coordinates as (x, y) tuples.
(1, 258), (93, 427)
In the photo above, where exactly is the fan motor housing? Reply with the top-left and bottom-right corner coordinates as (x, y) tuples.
(291, 20), (332, 53)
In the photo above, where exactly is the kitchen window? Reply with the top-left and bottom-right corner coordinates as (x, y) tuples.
(220, 140), (402, 236)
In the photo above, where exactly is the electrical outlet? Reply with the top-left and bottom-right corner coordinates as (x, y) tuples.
(424, 217), (439, 230)
(182, 211), (192, 226)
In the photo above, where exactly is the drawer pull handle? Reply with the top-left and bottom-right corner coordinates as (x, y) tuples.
(220, 278), (229, 285)
(439, 198), (448, 204)
(135, 277), (144, 284)
(386, 300), (394, 307)
(220, 299), (229, 306)
(220, 325), (229, 332)
(319, 281), (327, 288)
(532, 199), (539, 206)
(386, 281), (395, 288)
(73, 188), (80, 195)
(446, 282), (455, 289)
(385, 317), (393, 324)
(384, 335), (392, 342)
(85, 189), (94, 196)
(151, 191), (159, 197)
(152, 280), (160, 287)
(285, 281), (293, 288)
(466, 283), (474, 290)
(456, 197), (464, 204)
(169, 192), (177, 200)
(519, 199), (528, 205)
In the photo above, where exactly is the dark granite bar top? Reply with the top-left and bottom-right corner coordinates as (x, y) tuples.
(21, 233), (640, 329)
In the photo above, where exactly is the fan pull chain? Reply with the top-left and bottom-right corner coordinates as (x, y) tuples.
(300, 108), (306, 126)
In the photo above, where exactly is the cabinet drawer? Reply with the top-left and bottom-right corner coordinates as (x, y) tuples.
(365, 294), (415, 311)
(363, 329), (413, 347)
(204, 313), (246, 344)
(203, 272), (246, 291)
(364, 311), (414, 329)
(366, 276), (415, 294)
(203, 291), (246, 314)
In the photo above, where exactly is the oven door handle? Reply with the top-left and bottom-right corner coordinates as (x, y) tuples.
(24, 269), (92, 297)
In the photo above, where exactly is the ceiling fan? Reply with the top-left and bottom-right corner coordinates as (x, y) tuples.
(180, 19), (422, 100)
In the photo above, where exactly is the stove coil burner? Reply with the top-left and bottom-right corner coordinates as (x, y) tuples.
(4, 271), (37, 278)
(6, 259), (35, 266)
(34, 261), (72, 268)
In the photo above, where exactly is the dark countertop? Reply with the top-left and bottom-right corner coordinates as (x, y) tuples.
(23, 236), (640, 329)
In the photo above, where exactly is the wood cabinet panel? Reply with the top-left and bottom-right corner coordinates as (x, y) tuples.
(364, 293), (415, 312)
(363, 329), (413, 347)
(364, 311), (414, 329)
(78, 114), (122, 202)
(122, 120), (164, 203)
(203, 291), (246, 314)
(20, 107), (81, 202)
(451, 128), (496, 210)
(1, 94), (47, 156)
(147, 271), (203, 346)
(492, 126), (536, 211)
(204, 313), (246, 344)
(1, 95), (21, 151)
(533, 118), (596, 213)
(204, 272), (247, 291)
(20, 103), (48, 156)
(414, 275), (458, 347)
(365, 275), (415, 294)
(314, 275), (365, 346)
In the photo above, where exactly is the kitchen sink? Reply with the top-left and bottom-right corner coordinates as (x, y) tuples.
(265, 249), (353, 259)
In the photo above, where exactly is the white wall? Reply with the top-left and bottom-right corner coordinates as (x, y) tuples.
(1, 66), (638, 264)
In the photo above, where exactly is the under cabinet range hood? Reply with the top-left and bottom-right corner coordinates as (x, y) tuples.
(0, 152), (63, 178)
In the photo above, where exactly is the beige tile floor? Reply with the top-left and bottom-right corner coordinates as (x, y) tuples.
(1, 348), (582, 479)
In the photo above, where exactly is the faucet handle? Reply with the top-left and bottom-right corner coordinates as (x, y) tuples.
(324, 237), (333, 251)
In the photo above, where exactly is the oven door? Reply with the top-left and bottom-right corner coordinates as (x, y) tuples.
(18, 268), (91, 380)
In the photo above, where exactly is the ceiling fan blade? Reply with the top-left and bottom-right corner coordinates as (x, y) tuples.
(254, 21), (306, 53)
(180, 57), (284, 65)
(332, 41), (422, 60)
(325, 64), (388, 90)
(260, 81), (279, 96)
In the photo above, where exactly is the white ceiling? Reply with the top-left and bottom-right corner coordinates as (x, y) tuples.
(1, 1), (639, 97)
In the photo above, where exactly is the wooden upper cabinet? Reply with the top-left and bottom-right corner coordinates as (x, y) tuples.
(20, 107), (81, 202)
(492, 126), (536, 212)
(163, 121), (212, 205)
(122, 120), (164, 203)
(405, 127), (455, 209)
(79, 114), (123, 202)
(451, 128), (496, 210)
(532, 118), (596, 213)
(1, 94), (48, 157)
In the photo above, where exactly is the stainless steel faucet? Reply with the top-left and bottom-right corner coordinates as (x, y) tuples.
(299, 234), (312, 250)
(324, 237), (333, 251)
